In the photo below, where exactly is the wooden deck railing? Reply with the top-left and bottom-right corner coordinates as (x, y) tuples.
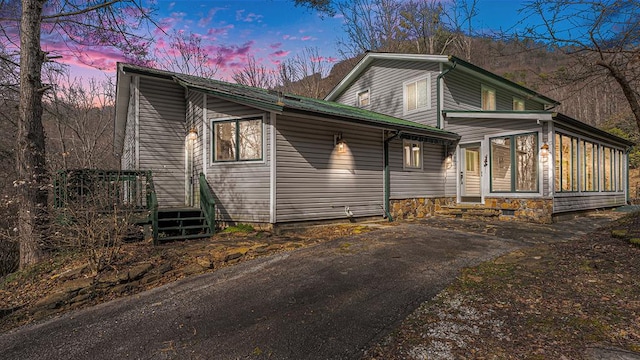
(199, 173), (216, 234)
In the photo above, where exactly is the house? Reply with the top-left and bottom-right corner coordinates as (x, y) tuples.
(114, 63), (459, 232)
(114, 53), (633, 232)
(325, 52), (634, 222)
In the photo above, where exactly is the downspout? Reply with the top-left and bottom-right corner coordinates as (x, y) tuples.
(627, 147), (631, 204)
(384, 131), (401, 221)
(436, 59), (458, 129)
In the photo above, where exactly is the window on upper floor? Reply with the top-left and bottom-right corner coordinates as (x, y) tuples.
(481, 85), (496, 110)
(513, 97), (525, 111)
(213, 117), (263, 162)
(403, 75), (431, 114)
(403, 140), (422, 169)
(357, 89), (370, 107)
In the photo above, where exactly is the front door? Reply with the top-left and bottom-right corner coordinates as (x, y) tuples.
(460, 144), (482, 203)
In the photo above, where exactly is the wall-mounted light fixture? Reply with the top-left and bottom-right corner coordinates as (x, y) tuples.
(334, 133), (346, 153)
(445, 152), (454, 169)
(187, 128), (198, 141)
(540, 143), (549, 157)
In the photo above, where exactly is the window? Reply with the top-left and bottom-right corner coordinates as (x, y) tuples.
(403, 140), (422, 169)
(582, 140), (597, 191)
(603, 146), (613, 191)
(466, 149), (479, 175)
(513, 97), (525, 111)
(404, 76), (431, 113)
(213, 117), (263, 162)
(481, 85), (496, 110)
(490, 133), (538, 192)
(555, 133), (579, 192)
(357, 89), (370, 107)
(554, 131), (626, 194)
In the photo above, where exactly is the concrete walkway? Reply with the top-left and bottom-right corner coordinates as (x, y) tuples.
(0, 215), (616, 360)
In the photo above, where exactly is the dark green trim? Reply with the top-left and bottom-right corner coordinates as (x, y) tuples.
(443, 110), (552, 114)
(212, 117), (264, 163)
(489, 132), (540, 193)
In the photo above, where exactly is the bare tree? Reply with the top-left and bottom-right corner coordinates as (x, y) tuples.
(46, 71), (118, 170)
(276, 47), (330, 98)
(336, 0), (403, 56)
(519, 0), (640, 131)
(232, 55), (276, 89)
(154, 30), (219, 78)
(445, 0), (478, 61)
(1, 0), (154, 269)
(398, 0), (451, 54)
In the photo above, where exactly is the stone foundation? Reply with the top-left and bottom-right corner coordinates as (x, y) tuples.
(390, 197), (456, 220)
(390, 197), (553, 224)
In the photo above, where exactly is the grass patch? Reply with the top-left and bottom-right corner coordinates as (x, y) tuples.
(221, 223), (255, 234)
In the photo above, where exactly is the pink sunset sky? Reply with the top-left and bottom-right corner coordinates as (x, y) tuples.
(1, 0), (528, 84)
(42, 0), (347, 82)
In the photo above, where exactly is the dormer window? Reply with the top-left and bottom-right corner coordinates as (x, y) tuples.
(513, 97), (525, 111)
(357, 89), (370, 107)
(403, 75), (431, 114)
(481, 85), (496, 110)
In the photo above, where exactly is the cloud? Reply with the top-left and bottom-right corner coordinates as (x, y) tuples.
(270, 50), (290, 57)
(236, 9), (263, 22)
(270, 42), (282, 49)
(211, 40), (256, 68)
(198, 8), (222, 28)
(310, 56), (339, 63)
(207, 24), (234, 36)
(301, 36), (314, 41)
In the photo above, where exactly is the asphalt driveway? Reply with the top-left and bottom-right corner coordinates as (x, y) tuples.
(0, 216), (614, 359)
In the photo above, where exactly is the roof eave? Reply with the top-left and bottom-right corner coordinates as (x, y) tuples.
(552, 113), (635, 148)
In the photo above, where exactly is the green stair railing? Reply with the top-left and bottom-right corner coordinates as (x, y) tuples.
(146, 172), (159, 244)
(199, 173), (216, 235)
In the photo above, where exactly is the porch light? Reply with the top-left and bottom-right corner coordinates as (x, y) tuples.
(187, 128), (198, 141)
(540, 143), (549, 157)
(445, 152), (453, 169)
(334, 133), (346, 153)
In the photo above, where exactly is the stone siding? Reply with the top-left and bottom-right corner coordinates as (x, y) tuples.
(390, 197), (456, 220)
(392, 197), (553, 224)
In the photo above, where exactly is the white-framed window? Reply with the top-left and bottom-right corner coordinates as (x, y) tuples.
(403, 140), (422, 169)
(357, 89), (370, 107)
(481, 85), (496, 110)
(513, 97), (525, 111)
(403, 75), (431, 114)
(213, 116), (263, 162)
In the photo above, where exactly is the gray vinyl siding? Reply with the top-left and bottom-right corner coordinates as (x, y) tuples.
(276, 115), (384, 222)
(205, 96), (270, 223)
(121, 80), (137, 170)
(138, 77), (186, 207)
(334, 60), (440, 127)
(187, 91), (204, 205)
(443, 69), (545, 111)
(389, 140), (446, 199)
(553, 193), (626, 213)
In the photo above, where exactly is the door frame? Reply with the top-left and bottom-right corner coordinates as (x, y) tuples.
(457, 142), (484, 204)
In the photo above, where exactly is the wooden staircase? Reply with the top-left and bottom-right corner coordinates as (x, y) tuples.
(156, 207), (213, 243)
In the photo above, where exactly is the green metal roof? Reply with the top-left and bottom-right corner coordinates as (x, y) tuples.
(120, 63), (459, 141)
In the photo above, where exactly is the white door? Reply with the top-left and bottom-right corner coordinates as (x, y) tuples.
(460, 144), (482, 202)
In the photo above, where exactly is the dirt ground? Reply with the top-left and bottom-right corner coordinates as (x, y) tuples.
(363, 211), (640, 360)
